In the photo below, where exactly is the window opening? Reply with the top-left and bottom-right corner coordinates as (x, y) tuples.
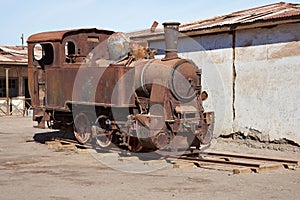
(0, 79), (18, 97)
(33, 43), (54, 67)
(65, 41), (76, 63)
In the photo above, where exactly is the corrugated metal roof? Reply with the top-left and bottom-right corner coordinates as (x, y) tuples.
(129, 2), (300, 39)
(0, 46), (28, 65)
(127, 28), (163, 39)
(180, 2), (300, 32)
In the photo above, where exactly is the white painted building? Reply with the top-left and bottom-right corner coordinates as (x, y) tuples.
(130, 2), (300, 144)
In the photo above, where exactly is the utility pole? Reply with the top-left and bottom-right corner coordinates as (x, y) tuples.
(21, 34), (24, 49)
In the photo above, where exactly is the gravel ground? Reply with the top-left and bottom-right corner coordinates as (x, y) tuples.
(0, 116), (299, 200)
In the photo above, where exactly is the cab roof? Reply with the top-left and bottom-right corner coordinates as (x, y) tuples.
(27, 28), (115, 43)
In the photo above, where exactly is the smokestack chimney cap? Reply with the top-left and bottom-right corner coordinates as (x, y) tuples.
(162, 22), (181, 27)
(162, 22), (180, 61)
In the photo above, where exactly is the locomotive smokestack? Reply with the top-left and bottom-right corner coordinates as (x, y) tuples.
(162, 22), (180, 61)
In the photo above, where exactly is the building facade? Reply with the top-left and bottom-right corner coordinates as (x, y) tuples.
(130, 2), (300, 144)
(0, 46), (29, 115)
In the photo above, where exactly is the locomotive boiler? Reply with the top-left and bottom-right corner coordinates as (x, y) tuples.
(27, 22), (214, 152)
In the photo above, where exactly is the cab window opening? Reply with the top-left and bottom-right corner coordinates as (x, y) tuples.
(33, 43), (54, 68)
(65, 41), (76, 63)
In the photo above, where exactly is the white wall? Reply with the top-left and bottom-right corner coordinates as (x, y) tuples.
(234, 23), (300, 143)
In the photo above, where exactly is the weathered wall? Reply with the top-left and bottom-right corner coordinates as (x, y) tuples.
(149, 22), (300, 144)
(234, 23), (300, 143)
(0, 67), (27, 78)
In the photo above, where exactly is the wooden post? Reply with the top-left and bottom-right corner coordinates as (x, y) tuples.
(5, 68), (10, 115)
(18, 67), (23, 96)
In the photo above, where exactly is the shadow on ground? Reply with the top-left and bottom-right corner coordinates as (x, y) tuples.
(33, 131), (76, 144)
(32, 131), (189, 162)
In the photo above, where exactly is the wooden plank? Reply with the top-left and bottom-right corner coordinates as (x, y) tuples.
(45, 141), (62, 147)
(59, 144), (76, 149)
(54, 138), (91, 149)
(233, 167), (257, 174)
(75, 148), (88, 154)
(173, 162), (195, 169)
(258, 164), (284, 173)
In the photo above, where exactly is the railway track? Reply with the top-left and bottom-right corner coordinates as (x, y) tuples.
(44, 137), (299, 174)
(175, 152), (298, 174)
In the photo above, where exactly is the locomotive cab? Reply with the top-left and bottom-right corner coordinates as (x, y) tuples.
(27, 28), (114, 127)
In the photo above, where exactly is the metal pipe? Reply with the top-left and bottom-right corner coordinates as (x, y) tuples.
(150, 21), (159, 32)
(162, 22), (180, 61)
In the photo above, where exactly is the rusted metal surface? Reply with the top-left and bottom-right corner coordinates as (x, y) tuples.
(107, 32), (130, 62)
(71, 66), (135, 106)
(133, 58), (199, 102)
(129, 2), (300, 40)
(180, 2), (300, 32)
(27, 28), (115, 128)
(27, 28), (114, 110)
(27, 28), (114, 43)
(162, 22), (180, 61)
(28, 23), (214, 152)
(150, 21), (159, 32)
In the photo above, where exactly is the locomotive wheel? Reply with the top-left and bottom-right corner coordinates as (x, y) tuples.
(93, 115), (113, 148)
(96, 133), (112, 148)
(74, 113), (91, 144)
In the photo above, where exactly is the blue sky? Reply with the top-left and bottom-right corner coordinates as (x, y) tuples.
(0, 0), (299, 45)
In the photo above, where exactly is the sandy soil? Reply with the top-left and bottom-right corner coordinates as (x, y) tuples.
(0, 116), (299, 200)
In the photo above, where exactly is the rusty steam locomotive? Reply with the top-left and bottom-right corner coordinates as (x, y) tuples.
(27, 22), (214, 152)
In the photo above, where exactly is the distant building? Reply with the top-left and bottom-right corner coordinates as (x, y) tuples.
(0, 46), (29, 115)
(129, 2), (300, 144)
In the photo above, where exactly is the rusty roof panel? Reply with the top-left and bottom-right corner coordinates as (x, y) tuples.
(27, 28), (114, 43)
(0, 46), (28, 64)
(180, 2), (300, 32)
(129, 2), (300, 39)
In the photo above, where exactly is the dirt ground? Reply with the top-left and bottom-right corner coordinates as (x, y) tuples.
(0, 116), (299, 200)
